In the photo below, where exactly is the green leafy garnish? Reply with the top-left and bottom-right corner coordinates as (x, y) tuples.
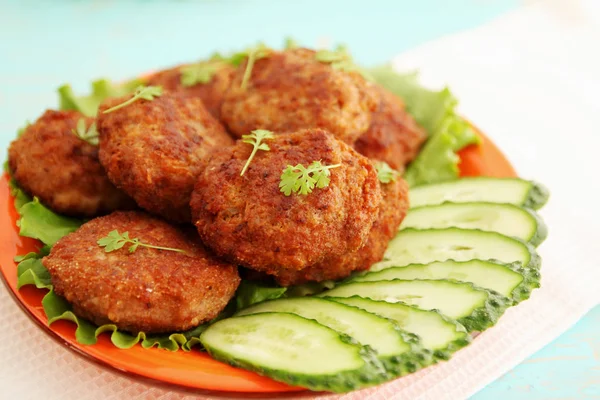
(72, 118), (99, 146)
(284, 37), (299, 50)
(240, 129), (275, 176)
(97, 230), (186, 254)
(279, 161), (341, 196)
(102, 85), (163, 114)
(375, 161), (399, 184)
(240, 45), (271, 90)
(180, 58), (227, 87)
(17, 121), (31, 137)
(58, 78), (142, 117)
(368, 66), (480, 186)
(17, 197), (82, 246)
(235, 281), (287, 311)
(315, 48), (373, 81)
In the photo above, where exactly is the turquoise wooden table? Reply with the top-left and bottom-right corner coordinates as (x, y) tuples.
(1, 1), (598, 398)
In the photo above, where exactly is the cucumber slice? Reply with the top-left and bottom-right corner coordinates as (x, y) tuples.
(236, 297), (433, 375)
(318, 280), (511, 332)
(200, 312), (388, 392)
(401, 202), (547, 246)
(329, 296), (471, 361)
(383, 228), (540, 269)
(352, 260), (540, 303)
(409, 177), (549, 210)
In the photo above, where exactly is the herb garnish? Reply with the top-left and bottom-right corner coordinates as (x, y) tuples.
(279, 161), (341, 196)
(17, 121), (31, 137)
(180, 58), (227, 87)
(72, 118), (99, 146)
(102, 85), (163, 114)
(314, 48), (373, 81)
(284, 37), (299, 50)
(97, 230), (186, 254)
(240, 129), (274, 176)
(240, 45), (271, 90)
(375, 161), (399, 184)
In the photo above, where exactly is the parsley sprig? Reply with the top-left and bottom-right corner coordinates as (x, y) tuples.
(240, 45), (271, 90)
(375, 161), (399, 184)
(240, 130), (274, 176)
(279, 161), (341, 196)
(180, 59), (227, 87)
(72, 118), (99, 146)
(97, 230), (186, 254)
(102, 85), (163, 114)
(315, 48), (373, 81)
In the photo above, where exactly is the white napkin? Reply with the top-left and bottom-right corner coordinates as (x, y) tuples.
(1, 1), (598, 399)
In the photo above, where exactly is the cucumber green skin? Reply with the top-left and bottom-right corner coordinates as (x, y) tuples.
(391, 227), (542, 270)
(453, 283), (512, 332)
(404, 202), (548, 247)
(524, 180), (550, 210)
(200, 312), (389, 393)
(523, 207), (548, 247)
(410, 177), (549, 210)
(236, 298), (435, 377)
(508, 262), (542, 303)
(378, 330), (434, 378)
(352, 260), (541, 304)
(322, 279), (512, 333)
(327, 296), (472, 361)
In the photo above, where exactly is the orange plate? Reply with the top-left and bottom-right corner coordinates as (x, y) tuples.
(0, 129), (516, 394)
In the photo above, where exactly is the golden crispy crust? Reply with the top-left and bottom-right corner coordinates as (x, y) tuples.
(221, 49), (379, 143)
(145, 64), (235, 119)
(7, 110), (135, 217)
(43, 211), (240, 334)
(190, 128), (381, 274)
(97, 93), (234, 223)
(355, 86), (427, 171)
(273, 177), (409, 286)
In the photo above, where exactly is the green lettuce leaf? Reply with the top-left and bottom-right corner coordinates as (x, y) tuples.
(58, 78), (142, 117)
(369, 66), (480, 186)
(285, 280), (336, 297)
(18, 197), (82, 246)
(16, 253), (208, 351)
(7, 172), (81, 247)
(8, 178), (32, 212)
(235, 281), (287, 310)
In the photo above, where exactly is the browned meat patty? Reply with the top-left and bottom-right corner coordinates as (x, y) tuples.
(190, 128), (381, 276)
(221, 48), (379, 144)
(43, 211), (240, 334)
(7, 110), (135, 217)
(354, 86), (427, 171)
(145, 64), (235, 119)
(273, 176), (409, 286)
(97, 92), (234, 223)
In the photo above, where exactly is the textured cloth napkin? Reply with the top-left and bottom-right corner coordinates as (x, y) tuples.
(1, 1), (599, 399)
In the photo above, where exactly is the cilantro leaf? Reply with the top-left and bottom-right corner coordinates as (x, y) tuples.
(240, 129), (275, 176)
(102, 85), (163, 114)
(375, 161), (399, 184)
(97, 230), (185, 254)
(314, 48), (373, 81)
(180, 58), (227, 87)
(284, 37), (299, 50)
(58, 78), (142, 117)
(279, 161), (341, 196)
(72, 118), (99, 146)
(240, 45), (271, 90)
